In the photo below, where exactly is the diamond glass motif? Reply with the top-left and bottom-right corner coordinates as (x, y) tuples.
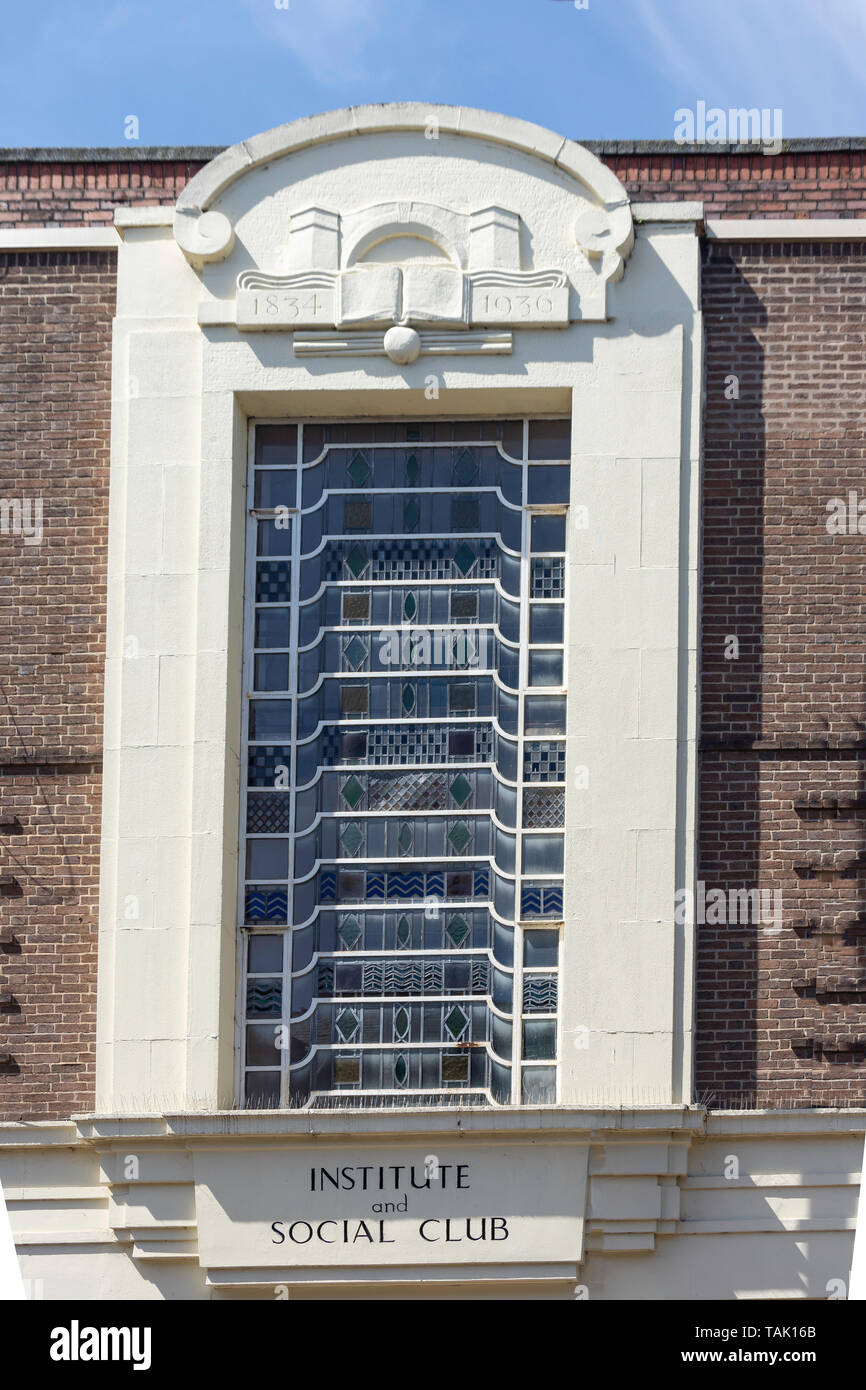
(335, 1008), (361, 1042)
(346, 544), (369, 579)
(347, 450), (371, 486)
(453, 448), (477, 485)
(338, 916), (363, 949)
(340, 822), (365, 857)
(446, 913), (470, 947)
(445, 1004), (469, 1039)
(453, 542), (477, 576)
(340, 775), (365, 810)
(449, 773), (472, 807)
(448, 821), (473, 854)
(343, 635), (368, 671)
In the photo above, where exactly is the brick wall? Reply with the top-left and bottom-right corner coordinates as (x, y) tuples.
(0, 159), (208, 227)
(0, 251), (113, 1118)
(3, 148), (866, 227)
(699, 240), (866, 1106)
(2, 153), (866, 1116)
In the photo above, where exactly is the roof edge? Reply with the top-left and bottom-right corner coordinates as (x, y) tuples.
(2, 137), (866, 162)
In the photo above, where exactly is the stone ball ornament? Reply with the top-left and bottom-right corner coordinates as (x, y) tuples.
(383, 325), (422, 364)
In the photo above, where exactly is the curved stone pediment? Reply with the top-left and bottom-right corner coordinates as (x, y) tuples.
(175, 104), (634, 348)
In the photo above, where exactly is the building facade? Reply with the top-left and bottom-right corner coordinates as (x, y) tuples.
(0, 107), (865, 1299)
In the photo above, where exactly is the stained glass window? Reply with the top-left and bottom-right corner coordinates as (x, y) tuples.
(241, 420), (568, 1107)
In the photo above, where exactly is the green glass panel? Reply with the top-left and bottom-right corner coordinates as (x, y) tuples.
(405, 452), (420, 485)
(338, 916), (363, 949)
(394, 1053), (409, 1086)
(401, 683), (416, 714)
(394, 1007), (410, 1039)
(346, 544), (369, 578)
(449, 773), (472, 807)
(445, 1004), (469, 1039)
(453, 542), (476, 576)
(448, 821), (473, 855)
(347, 450), (371, 486)
(343, 635), (368, 670)
(403, 590), (417, 621)
(340, 775), (364, 809)
(335, 1007), (360, 1041)
(404, 498), (420, 530)
(446, 913), (470, 947)
(340, 822), (365, 857)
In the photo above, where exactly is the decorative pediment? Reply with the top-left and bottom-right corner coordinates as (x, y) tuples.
(180, 105), (634, 358)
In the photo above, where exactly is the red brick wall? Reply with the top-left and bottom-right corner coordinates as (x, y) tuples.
(3, 149), (866, 228)
(0, 160), (206, 227)
(606, 149), (866, 218)
(0, 250), (113, 1118)
(698, 240), (866, 1106)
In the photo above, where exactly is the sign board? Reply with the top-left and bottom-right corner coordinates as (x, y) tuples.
(194, 1143), (586, 1270)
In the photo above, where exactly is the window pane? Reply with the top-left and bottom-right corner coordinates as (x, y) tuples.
(246, 839), (290, 879)
(522, 834), (564, 874)
(255, 608), (291, 648)
(521, 1066), (556, 1103)
(451, 591), (478, 621)
(255, 469), (295, 508)
(523, 930), (559, 968)
(246, 1024), (281, 1066)
(528, 419), (570, 460)
(255, 654), (289, 691)
(342, 592), (370, 622)
(528, 467), (570, 505)
(449, 682), (476, 713)
(449, 730), (475, 758)
(531, 515), (566, 552)
(523, 1021), (557, 1061)
(255, 424), (297, 467)
(245, 1070), (281, 1106)
(248, 934), (284, 973)
(529, 651), (563, 686)
(529, 605), (564, 644)
(524, 696), (566, 734)
(249, 700), (292, 739)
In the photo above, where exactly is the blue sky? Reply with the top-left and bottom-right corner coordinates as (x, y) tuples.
(2, 0), (864, 148)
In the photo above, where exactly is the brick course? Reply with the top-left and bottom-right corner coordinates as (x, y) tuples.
(699, 241), (866, 1106)
(0, 250), (112, 1118)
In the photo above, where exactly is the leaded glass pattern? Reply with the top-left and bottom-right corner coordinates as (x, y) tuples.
(241, 419), (568, 1108)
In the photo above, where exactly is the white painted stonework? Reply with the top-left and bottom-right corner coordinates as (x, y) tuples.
(0, 104), (858, 1298)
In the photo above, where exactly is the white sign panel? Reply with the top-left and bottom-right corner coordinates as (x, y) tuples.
(194, 1143), (586, 1270)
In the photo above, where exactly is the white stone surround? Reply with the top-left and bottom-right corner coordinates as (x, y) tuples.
(94, 105), (702, 1117)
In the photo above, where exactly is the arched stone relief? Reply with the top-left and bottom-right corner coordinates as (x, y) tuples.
(182, 104), (634, 359)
